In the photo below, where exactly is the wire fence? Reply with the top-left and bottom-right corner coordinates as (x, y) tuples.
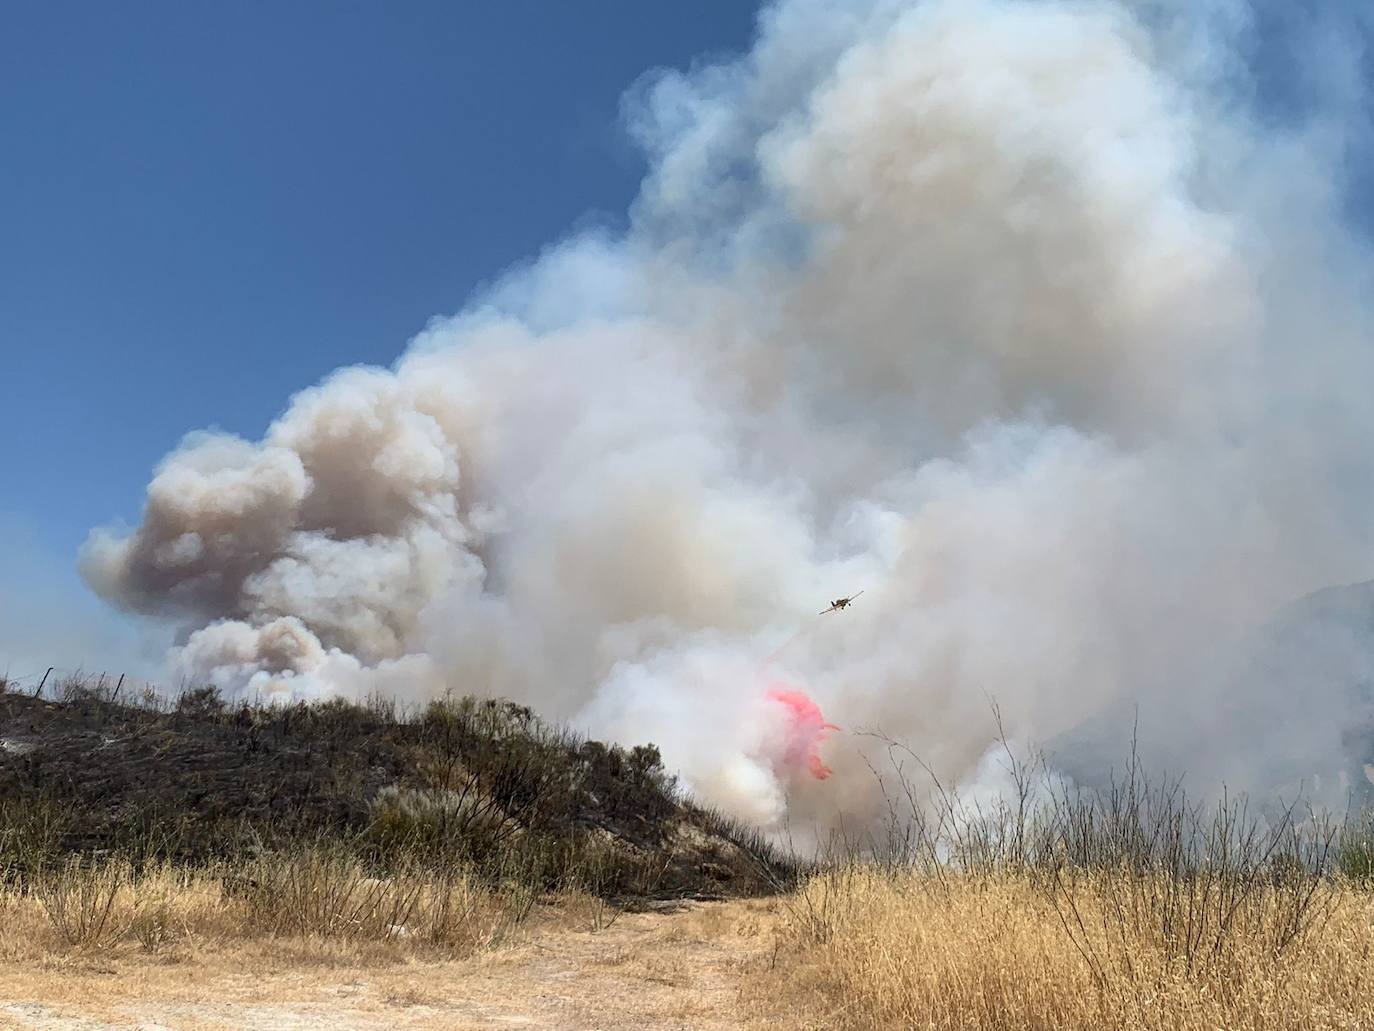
(0, 664), (165, 704)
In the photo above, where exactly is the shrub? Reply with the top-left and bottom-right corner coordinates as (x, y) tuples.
(38, 858), (130, 949)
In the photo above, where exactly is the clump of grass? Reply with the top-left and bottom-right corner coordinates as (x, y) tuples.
(3, 848), (532, 959)
(234, 847), (425, 941)
(0, 795), (71, 882)
(1337, 812), (1374, 884)
(131, 897), (177, 953)
(37, 858), (131, 949)
(367, 782), (518, 855)
(232, 846), (528, 952)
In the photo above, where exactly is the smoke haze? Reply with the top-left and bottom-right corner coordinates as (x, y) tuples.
(83, 0), (1374, 831)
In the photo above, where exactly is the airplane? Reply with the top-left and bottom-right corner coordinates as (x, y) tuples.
(820, 591), (863, 615)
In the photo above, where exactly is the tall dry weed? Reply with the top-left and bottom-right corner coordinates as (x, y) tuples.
(758, 723), (1374, 1029)
(759, 867), (1374, 1030)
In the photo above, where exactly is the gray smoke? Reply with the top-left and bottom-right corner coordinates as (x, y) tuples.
(84, 0), (1374, 830)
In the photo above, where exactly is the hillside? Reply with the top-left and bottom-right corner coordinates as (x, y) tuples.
(0, 679), (796, 901)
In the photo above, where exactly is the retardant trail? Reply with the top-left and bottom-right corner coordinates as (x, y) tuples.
(767, 685), (839, 780)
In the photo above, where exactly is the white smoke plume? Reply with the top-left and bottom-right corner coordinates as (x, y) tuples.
(83, 0), (1374, 832)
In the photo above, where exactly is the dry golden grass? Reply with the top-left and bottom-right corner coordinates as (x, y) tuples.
(750, 866), (1374, 1030)
(0, 852), (529, 966)
(0, 887), (780, 1030)
(13, 857), (1371, 1030)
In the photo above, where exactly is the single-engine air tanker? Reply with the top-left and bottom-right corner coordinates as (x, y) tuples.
(820, 591), (863, 615)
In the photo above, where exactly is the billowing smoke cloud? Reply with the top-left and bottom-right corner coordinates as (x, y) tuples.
(83, 0), (1374, 832)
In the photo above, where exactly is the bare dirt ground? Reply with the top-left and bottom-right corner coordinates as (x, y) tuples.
(0, 900), (787, 1031)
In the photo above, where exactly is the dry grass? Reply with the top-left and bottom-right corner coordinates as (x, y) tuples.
(738, 717), (1374, 1028)
(5, 835), (1374, 1029)
(0, 851), (530, 965)
(0, 892), (780, 1030)
(752, 866), (1374, 1030)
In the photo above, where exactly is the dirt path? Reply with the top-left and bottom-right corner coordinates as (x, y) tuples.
(0, 900), (785, 1031)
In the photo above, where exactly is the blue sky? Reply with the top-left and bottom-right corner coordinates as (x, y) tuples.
(0, 2), (761, 676)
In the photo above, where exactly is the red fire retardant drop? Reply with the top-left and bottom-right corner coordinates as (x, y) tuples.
(766, 685), (839, 780)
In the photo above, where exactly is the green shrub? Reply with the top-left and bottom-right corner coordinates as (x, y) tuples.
(1338, 815), (1374, 884)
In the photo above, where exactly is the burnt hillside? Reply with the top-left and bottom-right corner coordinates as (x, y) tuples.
(0, 680), (796, 901)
